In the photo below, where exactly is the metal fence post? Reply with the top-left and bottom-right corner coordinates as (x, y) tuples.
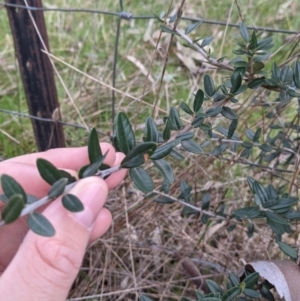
(5, 0), (65, 151)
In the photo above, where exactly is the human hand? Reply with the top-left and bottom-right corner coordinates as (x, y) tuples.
(0, 143), (127, 301)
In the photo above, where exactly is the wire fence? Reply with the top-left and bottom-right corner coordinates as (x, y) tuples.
(0, 0), (299, 153)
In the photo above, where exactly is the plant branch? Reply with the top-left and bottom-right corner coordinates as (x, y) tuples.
(0, 165), (122, 228)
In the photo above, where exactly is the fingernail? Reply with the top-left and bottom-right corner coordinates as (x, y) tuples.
(72, 181), (107, 228)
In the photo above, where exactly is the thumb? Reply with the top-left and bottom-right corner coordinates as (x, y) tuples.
(0, 177), (109, 301)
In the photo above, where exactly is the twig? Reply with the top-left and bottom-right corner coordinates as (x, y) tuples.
(0, 165), (122, 227)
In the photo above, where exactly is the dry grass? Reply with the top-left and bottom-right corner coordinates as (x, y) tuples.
(1, 0), (300, 300)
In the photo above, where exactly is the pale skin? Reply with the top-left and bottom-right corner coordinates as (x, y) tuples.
(0, 143), (127, 301)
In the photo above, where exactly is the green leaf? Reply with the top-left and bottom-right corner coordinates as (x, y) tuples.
(169, 149), (184, 161)
(193, 89), (204, 113)
(221, 106), (238, 120)
(151, 141), (178, 160)
(222, 286), (241, 301)
(260, 287), (275, 301)
(160, 24), (178, 35)
(1, 174), (27, 203)
(1, 194), (25, 224)
(239, 22), (249, 42)
(253, 127), (261, 142)
(212, 143), (228, 156)
(175, 131), (195, 141)
(48, 178), (68, 199)
(206, 279), (224, 294)
(229, 272), (240, 286)
(277, 241), (297, 259)
(204, 74), (215, 97)
(36, 158), (64, 185)
(82, 151), (108, 177)
(27, 212), (55, 237)
(248, 78), (265, 89)
(153, 159), (174, 184)
(243, 288), (260, 298)
(115, 112), (136, 155)
(228, 119), (238, 138)
(234, 206), (261, 218)
(185, 20), (202, 34)
(181, 139), (203, 154)
(121, 142), (157, 168)
(206, 106), (222, 117)
(180, 102), (194, 115)
(62, 194), (84, 212)
(130, 167), (153, 193)
(265, 211), (289, 225)
(293, 61), (300, 89)
(230, 73), (242, 94)
(145, 117), (159, 142)
(88, 128), (102, 163)
(244, 272), (259, 288)
(192, 115), (205, 127)
(163, 119), (171, 141)
(201, 36), (214, 48)
(59, 170), (76, 184)
(169, 106), (183, 130)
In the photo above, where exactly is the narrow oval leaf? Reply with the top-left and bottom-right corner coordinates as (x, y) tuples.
(222, 286), (241, 301)
(121, 142), (157, 167)
(201, 36), (214, 48)
(169, 149), (184, 161)
(88, 128), (102, 163)
(221, 106), (238, 120)
(234, 206), (261, 218)
(116, 112), (136, 155)
(153, 159), (174, 184)
(206, 106), (222, 117)
(265, 211), (289, 225)
(239, 22), (249, 42)
(36, 158), (63, 185)
(230, 73), (242, 94)
(228, 119), (238, 138)
(120, 153), (145, 168)
(27, 212), (55, 237)
(243, 288), (260, 298)
(150, 141), (177, 160)
(204, 74), (215, 97)
(160, 24), (178, 35)
(163, 119), (171, 141)
(129, 167), (153, 193)
(181, 139), (203, 154)
(1, 174), (27, 203)
(293, 61), (300, 89)
(244, 272), (259, 288)
(206, 279), (224, 294)
(193, 89), (204, 113)
(169, 107), (183, 130)
(212, 143), (228, 156)
(1, 194), (25, 224)
(229, 272), (240, 286)
(82, 151), (108, 178)
(62, 194), (84, 212)
(48, 178), (68, 199)
(175, 131), (195, 141)
(180, 102), (194, 115)
(185, 20), (202, 34)
(277, 241), (297, 259)
(145, 116), (159, 142)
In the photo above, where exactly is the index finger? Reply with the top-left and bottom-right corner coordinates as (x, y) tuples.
(5, 143), (116, 171)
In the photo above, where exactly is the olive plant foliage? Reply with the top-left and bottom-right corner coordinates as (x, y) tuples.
(1, 21), (300, 300)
